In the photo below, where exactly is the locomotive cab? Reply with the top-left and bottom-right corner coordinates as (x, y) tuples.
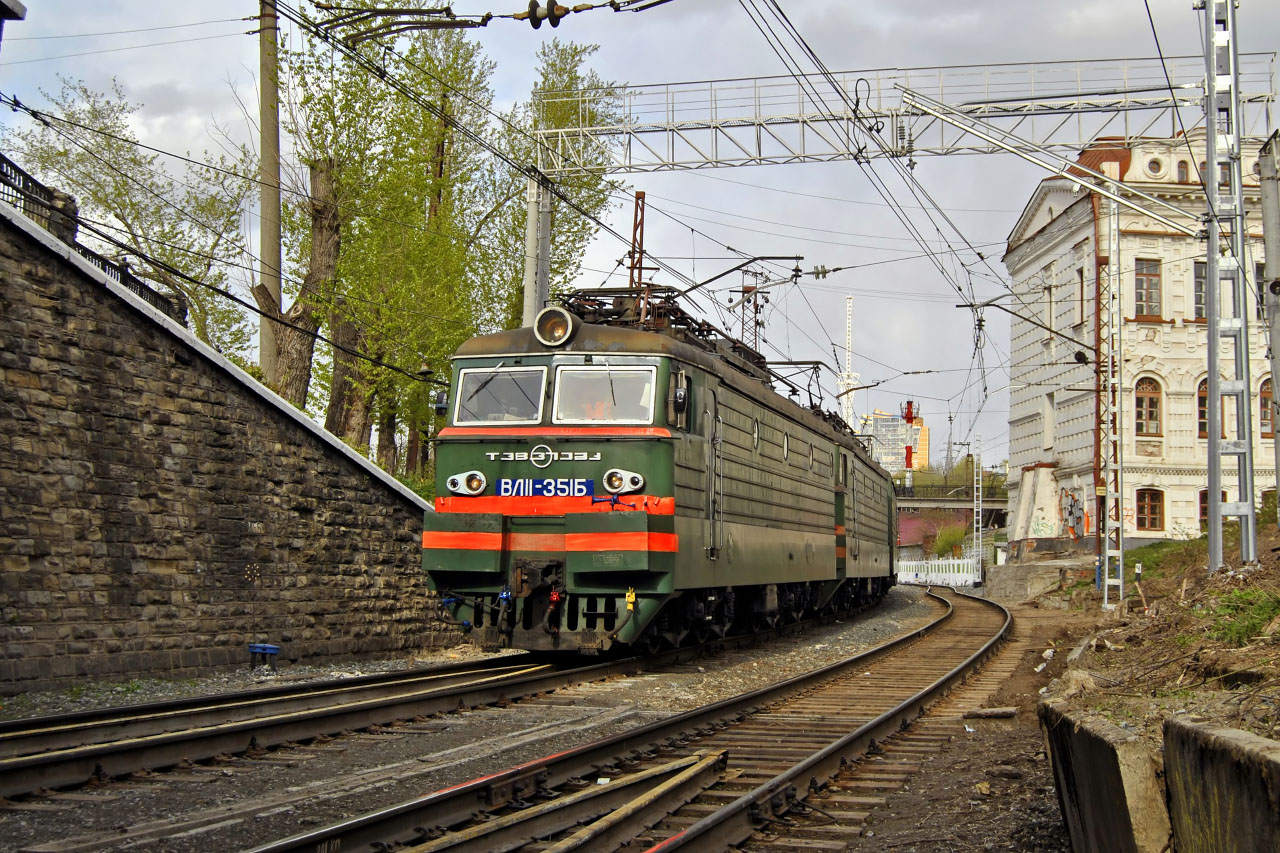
(424, 320), (685, 652)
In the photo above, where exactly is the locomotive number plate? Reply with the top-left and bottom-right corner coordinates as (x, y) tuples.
(497, 477), (595, 497)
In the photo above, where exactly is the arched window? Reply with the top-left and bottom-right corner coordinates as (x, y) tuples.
(1177, 160), (1189, 183)
(1199, 378), (1225, 439)
(1136, 489), (1164, 531)
(1199, 489), (1227, 528)
(1198, 379), (1209, 438)
(1135, 377), (1162, 436)
(1262, 378), (1274, 439)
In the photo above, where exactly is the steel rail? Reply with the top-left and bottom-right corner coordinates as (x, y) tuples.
(645, 588), (1010, 851)
(0, 604), (872, 799)
(0, 655), (541, 758)
(0, 656), (636, 798)
(249, 590), (996, 853)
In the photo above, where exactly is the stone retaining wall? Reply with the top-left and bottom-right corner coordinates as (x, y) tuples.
(0, 204), (456, 692)
(1164, 716), (1280, 853)
(1038, 700), (1170, 852)
(1041, 701), (1280, 853)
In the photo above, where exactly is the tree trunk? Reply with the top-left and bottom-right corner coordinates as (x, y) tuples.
(406, 416), (423, 477)
(342, 377), (374, 450)
(254, 158), (339, 409)
(325, 301), (358, 433)
(376, 406), (397, 472)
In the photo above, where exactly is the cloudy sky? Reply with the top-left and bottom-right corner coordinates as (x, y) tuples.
(3, 0), (1278, 467)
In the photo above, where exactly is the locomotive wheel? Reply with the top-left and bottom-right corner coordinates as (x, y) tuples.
(640, 630), (663, 655)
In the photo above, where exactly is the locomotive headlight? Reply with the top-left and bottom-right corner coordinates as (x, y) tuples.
(447, 470), (487, 495)
(534, 305), (580, 347)
(603, 468), (644, 495)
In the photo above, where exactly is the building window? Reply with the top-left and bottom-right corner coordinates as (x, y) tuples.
(1177, 160), (1189, 183)
(1199, 489), (1227, 527)
(1136, 489), (1164, 531)
(1257, 262), (1267, 321)
(1198, 379), (1228, 438)
(1198, 379), (1209, 438)
(1076, 267), (1086, 326)
(1262, 378), (1274, 439)
(1135, 377), (1162, 436)
(1194, 260), (1206, 320)
(1134, 259), (1162, 318)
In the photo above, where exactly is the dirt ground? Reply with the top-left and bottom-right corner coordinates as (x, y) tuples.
(842, 603), (1099, 852)
(850, 528), (1280, 851)
(1047, 529), (1280, 746)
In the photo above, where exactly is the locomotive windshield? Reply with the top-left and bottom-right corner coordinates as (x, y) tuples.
(454, 365), (546, 424)
(552, 365), (656, 424)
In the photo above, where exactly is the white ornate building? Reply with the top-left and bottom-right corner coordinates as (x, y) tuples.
(1004, 130), (1272, 553)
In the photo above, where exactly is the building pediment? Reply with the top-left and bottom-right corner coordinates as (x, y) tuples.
(1006, 178), (1083, 251)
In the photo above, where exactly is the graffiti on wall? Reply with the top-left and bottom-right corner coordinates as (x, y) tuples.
(1029, 518), (1057, 537)
(1058, 488), (1091, 540)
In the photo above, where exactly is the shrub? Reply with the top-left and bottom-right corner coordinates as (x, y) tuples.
(931, 523), (967, 558)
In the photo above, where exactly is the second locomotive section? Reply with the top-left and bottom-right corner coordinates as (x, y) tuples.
(424, 305), (895, 652)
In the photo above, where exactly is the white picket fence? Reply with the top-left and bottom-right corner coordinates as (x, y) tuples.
(896, 556), (982, 588)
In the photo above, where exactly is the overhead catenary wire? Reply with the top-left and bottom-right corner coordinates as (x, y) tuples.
(736, 0), (1001, 439)
(271, 2), (702, 293)
(0, 32), (250, 66)
(46, 202), (445, 386)
(12, 3), (1008, 440)
(4, 18), (247, 40)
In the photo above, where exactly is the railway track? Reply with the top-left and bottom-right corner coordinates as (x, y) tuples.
(250, 587), (1009, 853)
(0, 604), (878, 800)
(0, 653), (611, 797)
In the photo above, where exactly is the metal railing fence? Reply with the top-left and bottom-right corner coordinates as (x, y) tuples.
(0, 150), (187, 325)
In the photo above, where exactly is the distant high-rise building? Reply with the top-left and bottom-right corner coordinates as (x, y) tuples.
(861, 408), (929, 473)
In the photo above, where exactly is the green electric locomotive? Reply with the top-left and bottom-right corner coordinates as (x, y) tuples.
(423, 288), (896, 653)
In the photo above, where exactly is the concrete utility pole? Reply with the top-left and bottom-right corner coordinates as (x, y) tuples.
(258, 0), (283, 385)
(520, 176), (552, 327)
(1260, 131), (1280, 527)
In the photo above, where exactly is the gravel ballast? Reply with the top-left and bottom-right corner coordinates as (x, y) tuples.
(1, 587), (939, 853)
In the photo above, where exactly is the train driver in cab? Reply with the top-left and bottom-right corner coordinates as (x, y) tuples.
(561, 372), (613, 420)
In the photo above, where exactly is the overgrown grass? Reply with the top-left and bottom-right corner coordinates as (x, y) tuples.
(1208, 589), (1280, 647)
(1124, 536), (1208, 579)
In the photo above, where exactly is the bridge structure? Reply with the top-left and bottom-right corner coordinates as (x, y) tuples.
(893, 484), (1009, 528)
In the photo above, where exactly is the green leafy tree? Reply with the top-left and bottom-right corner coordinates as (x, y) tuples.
(277, 14), (621, 475)
(1, 77), (256, 358)
(481, 39), (624, 329)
